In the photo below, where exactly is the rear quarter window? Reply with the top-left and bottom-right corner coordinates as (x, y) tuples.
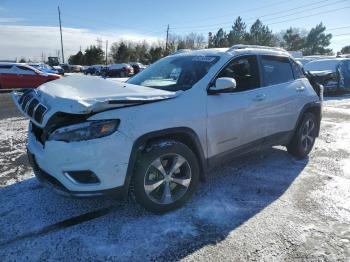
(291, 59), (305, 79)
(261, 56), (294, 86)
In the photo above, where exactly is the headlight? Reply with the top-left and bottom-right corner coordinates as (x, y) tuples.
(48, 119), (120, 142)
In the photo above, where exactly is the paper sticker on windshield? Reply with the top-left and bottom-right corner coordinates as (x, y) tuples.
(192, 56), (216, 62)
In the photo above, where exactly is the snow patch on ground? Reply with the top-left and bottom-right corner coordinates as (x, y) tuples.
(1, 95), (350, 261)
(0, 116), (31, 187)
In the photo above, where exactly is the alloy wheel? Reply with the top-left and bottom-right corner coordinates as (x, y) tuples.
(143, 153), (192, 205)
(301, 119), (315, 153)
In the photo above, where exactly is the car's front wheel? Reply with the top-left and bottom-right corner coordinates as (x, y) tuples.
(287, 112), (318, 158)
(132, 140), (199, 213)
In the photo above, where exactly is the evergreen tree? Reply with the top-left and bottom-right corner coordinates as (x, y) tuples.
(177, 40), (187, 50)
(208, 32), (214, 48)
(303, 23), (332, 55)
(340, 45), (350, 54)
(227, 16), (247, 45)
(212, 28), (228, 47)
(113, 42), (130, 63)
(282, 28), (305, 51)
(84, 45), (104, 65)
(149, 47), (164, 63)
(68, 50), (84, 65)
(135, 43), (150, 64)
(248, 19), (274, 46)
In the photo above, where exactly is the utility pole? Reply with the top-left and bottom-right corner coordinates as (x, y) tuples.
(165, 24), (170, 52)
(105, 40), (108, 65)
(58, 6), (65, 63)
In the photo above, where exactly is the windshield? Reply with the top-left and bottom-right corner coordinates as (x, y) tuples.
(127, 55), (220, 91)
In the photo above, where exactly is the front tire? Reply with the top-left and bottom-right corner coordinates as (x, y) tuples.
(132, 140), (199, 213)
(287, 112), (318, 159)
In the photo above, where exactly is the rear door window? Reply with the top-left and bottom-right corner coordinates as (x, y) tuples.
(261, 56), (294, 86)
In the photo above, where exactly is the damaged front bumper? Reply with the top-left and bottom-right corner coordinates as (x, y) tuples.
(26, 122), (133, 197)
(28, 150), (126, 197)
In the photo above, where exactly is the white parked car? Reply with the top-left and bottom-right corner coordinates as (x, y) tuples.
(13, 45), (322, 213)
(303, 58), (350, 92)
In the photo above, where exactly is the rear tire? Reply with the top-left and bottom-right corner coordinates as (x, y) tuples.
(287, 112), (318, 159)
(132, 140), (199, 213)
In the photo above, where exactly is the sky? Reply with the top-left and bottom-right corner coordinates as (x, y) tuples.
(0, 0), (349, 61)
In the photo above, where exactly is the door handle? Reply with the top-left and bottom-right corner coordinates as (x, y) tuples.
(253, 94), (266, 101)
(296, 86), (305, 92)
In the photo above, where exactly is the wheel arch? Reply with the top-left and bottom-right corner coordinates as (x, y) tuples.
(124, 127), (207, 194)
(294, 101), (322, 137)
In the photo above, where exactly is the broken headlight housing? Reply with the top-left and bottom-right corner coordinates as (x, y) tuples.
(48, 119), (120, 142)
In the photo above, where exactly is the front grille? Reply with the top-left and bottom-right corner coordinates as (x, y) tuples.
(27, 99), (39, 117)
(18, 91), (47, 124)
(32, 123), (44, 144)
(21, 94), (33, 111)
(34, 104), (47, 123)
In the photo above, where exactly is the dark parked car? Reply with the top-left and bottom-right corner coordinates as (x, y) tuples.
(84, 65), (104, 75)
(52, 66), (64, 75)
(303, 58), (350, 93)
(129, 62), (147, 74)
(59, 63), (70, 73)
(105, 64), (134, 77)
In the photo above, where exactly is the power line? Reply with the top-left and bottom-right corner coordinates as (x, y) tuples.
(171, 4), (350, 33)
(178, 0), (288, 23)
(327, 25), (350, 31)
(333, 32), (350, 37)
(172, 0), (336, 29)
(255, 0), (346, 23)
(172, 0), (346, 32)
(268, 5), (350, 26)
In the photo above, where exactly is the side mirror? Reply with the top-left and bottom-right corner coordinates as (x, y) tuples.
(208, 77), (236, 94)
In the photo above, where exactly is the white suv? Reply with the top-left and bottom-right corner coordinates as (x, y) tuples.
(13, 45), (322, 213)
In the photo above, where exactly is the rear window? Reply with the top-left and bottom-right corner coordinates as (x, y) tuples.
(261, 56), (294, 86)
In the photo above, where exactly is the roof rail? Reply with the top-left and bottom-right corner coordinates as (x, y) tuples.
(169, 49), (192, 55)
(227, 44), (287, 53)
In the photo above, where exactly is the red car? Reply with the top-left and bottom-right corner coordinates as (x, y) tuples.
(105, 63), (134, 77)
(0, 63), (61, 89)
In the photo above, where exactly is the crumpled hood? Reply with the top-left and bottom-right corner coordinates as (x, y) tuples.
(36, 75), (181, 114)
(308, 70), (334, 77)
